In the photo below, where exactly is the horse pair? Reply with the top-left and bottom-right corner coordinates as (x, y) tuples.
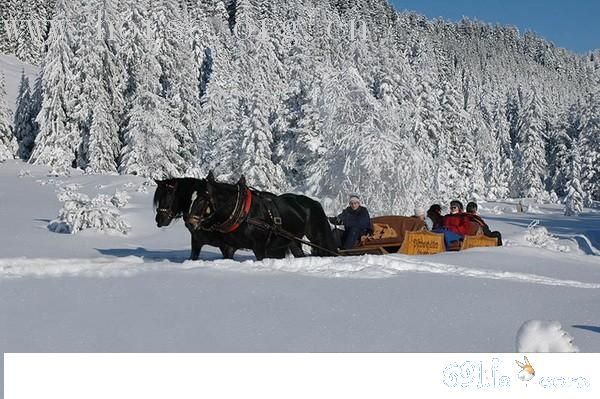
(153, 172), (338, 261)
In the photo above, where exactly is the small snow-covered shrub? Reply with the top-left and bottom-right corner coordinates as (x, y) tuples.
(522, 221), (570, 252)
(548, 191), (560, 204)
(62, 183), (82, 192)
(18, 169), (32, 177)
(56, 184), (82, 202)
(111, 190), (130, 208)
(47, 166), (71, 177)
(517, 320), (579, 353)
(525, 204), (544, 214)
(48, 191), (131, 235)
(136, 179), (156, 193)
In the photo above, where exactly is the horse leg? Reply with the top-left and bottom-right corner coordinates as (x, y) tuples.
(220, 245), (236, 260)
(306, 223), (332, 256)
(289, 241), (305, 258)
(266, 247), (287, 259)
(190, 235), (202, 261)
(253, 242), (267, 261)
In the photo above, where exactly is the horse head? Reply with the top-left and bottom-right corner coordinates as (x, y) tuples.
(153, 179), (181, 227)
(187, 178), (243, 233)
(185, 179), (212, 231)
(154, 178), (202, 228)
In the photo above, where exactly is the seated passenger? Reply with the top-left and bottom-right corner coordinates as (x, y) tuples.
(329, 195), (372, 250)
(465, 202), (503, 246)
(443, 200), (472, 237)
(426, 204), (444, 230)
(413, 207), (431, 229)
(428, 203), (463, 248)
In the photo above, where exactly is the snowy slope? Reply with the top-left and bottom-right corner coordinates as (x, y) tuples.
(0, 55), (39, 113)
(0, 159), (599, 354)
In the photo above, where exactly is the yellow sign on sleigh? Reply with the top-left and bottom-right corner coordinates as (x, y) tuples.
(400, 231), (445, 255)
(461, 235), (498, 250)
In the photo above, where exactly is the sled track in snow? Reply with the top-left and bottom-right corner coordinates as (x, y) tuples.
(183, 255), (600, 289)
(1, 255), (599, 289)
(0, 256), (165, 279)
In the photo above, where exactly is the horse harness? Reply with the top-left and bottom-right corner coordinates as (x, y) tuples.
(193, 183), (339, 257)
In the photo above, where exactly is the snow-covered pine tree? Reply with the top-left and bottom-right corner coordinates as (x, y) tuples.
(438, 80), (467, 200)
(208, 71), (244, 180)
(465, 113), (488, 200)
(29, 72), (43, 140)
(14, 69), (36, 160)
(506, 91), (521, 148)
(486, 99), (512, 199)
(0, 70), (16, 162)
(411, 47), (441, 157)
(272, 42), (326, 189)
(30, 0), (78, 170)
(195, 2), (236, 174)
(0, 0), (17, 55)
(15, 0), (44, 64)
(579, 89), (600, 201)
(186, 0), (229, 101)
(70, 0), (124, 174)
(564, 138), (584, 216)
(238, 87), (286, 191)
(120, 0), (147, 105)
(148, 0), (199, 172)
(510, 143), (523, 198)
(515, 89), (548, 200)
(546, 119), (572, 197)
(119, 0), (187, 179)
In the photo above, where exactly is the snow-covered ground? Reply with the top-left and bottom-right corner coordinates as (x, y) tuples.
(1, 159), (599, 355)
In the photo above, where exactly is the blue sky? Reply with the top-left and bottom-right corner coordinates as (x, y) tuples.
(389, 0), (599, 53)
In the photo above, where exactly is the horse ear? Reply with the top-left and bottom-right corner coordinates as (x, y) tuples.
(207, 170), (215, 182)
(238, 175), (246, 186)
(206, 180), (215, 196)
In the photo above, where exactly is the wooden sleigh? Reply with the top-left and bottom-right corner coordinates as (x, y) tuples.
(339, 216), (428, 256)
(339, 216), (499, 256)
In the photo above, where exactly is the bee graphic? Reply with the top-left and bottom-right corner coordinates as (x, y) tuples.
(515, 356), (535, 382)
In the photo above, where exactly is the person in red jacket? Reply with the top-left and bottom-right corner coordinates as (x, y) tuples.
(465, 202), (503, 246)
(442, 200), (472, 237)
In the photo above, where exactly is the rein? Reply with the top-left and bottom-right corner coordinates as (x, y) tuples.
(245, 218), (340, 257)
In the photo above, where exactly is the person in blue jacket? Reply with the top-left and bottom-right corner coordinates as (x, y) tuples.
(329, 195), (372, 249)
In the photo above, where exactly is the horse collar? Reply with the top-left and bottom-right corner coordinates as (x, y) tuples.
(226, 188), (253, 233)
(210, 186), (252, 234)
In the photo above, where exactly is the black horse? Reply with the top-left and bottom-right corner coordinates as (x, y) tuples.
(153, 178), (236, 261)
(186, 172), (338, 260)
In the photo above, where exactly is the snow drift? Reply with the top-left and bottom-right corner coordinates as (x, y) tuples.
(517, 320), (580, 353)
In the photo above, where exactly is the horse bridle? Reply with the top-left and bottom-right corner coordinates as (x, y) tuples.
(187, 192), (218, 226)
(157, 183), (177, 219)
